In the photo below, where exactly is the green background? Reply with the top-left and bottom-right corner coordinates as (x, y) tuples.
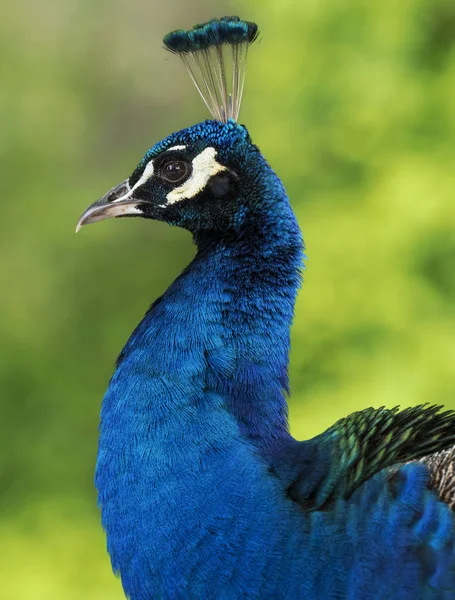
(2, 0), (455, 597)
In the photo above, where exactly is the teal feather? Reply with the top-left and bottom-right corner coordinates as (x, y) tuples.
(163, 17), (258, 53)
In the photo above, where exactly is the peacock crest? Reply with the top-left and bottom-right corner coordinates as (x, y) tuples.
(163, 16), (259, 123)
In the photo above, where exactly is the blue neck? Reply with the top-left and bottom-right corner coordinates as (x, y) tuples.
(112, 174), (303, 452)
(95, 162), (303, 593)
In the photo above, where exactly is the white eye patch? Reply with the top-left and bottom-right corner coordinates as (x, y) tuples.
(166, 145), (187, 152)
(130, 146), (186, 195)
(111, 146), (225, 209)
(164, 147), (226, 206)
(109, 160), (155, 204)
(131, 160), (155, 193)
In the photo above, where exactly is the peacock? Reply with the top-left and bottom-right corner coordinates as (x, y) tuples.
(77, 16), (455, 599)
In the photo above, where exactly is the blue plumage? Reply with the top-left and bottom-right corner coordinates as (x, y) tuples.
(77, 16), (455, 600)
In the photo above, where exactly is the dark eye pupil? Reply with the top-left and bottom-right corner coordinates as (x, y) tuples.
(163, 161), (188, 183)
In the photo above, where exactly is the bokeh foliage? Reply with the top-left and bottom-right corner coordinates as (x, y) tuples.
(1, 0), (454, 597)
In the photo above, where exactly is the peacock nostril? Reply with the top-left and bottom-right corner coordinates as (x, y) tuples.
(107, 184), (129, 202)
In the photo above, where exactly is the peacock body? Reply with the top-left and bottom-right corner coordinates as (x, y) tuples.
(77, 17), (455, 600)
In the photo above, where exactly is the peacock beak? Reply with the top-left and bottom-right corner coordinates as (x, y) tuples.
(76, 179), (143, 232)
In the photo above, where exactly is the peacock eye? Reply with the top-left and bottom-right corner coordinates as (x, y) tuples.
(159, 160), (192, 184)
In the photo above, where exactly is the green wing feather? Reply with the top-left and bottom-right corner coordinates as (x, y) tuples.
(289, 404), (455, 510)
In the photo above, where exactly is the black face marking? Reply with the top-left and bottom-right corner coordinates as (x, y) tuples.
(122, 137), (248, 237)
(209, 171), (236, 198)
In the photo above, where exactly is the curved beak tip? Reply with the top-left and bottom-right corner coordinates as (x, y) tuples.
(75, 209), (94, 233)
(75, 179), (136, 234)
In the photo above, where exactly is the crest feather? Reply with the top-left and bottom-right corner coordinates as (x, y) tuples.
(163, 16), (259, 123)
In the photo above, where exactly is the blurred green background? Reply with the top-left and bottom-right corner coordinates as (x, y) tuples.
(2, 0), (455, 597)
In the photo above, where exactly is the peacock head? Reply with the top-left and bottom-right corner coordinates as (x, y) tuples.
(76, 17), (269, 238)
